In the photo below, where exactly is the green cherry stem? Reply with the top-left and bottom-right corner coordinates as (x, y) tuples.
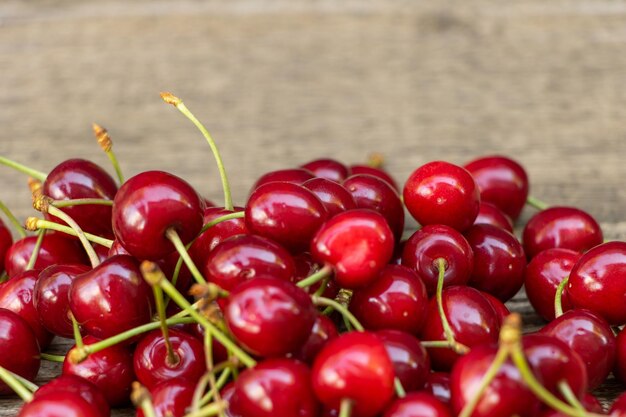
(131, 382), (157, 417)
(338, 398), (354, 417)
(40, 353), (65, 363)
(70, 312), (84, 351)
(11, 371), (39, 393)
(312, 296), (364, 331)
(199, 367), (232, 407)
(25, 230), (45, 271)
(184, 401), (228, 417)
(0, 365), (34, 402)
(165, 227), (206, 285)
(420, 340), (455, 349)
(0, 200), (27, 238)
(554, 276), (569, 319)
(0, 156), (46, 182)
(92, 123), (124, 184)
(51, 198), (113, 208)
(558, 381), (585, 412)
(199, 212), (245, 234)
(394, 378), (406, 398)
(296, 264), (333, 289)
(151, 282), (179, 366)
(26, 217), (113, 248)
(526, 196), (549, 211)
(160, 92), (233, 211)
(435, 258), (469, 354)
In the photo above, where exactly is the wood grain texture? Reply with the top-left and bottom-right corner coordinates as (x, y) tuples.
(1, 0), (626, 414)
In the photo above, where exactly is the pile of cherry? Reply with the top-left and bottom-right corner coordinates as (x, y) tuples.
(1, 93), (626, 417)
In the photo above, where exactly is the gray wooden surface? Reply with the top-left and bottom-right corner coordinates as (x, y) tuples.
(1, 0), (626, 415)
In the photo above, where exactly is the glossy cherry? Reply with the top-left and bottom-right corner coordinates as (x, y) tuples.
(522, 207), (603, 259)
(112, 170), (204, 260)
(225, 277), (316, 357)
(350, 164), (399, 191)
(424, 372), (451, 404)
(311, 209), (394, 289)
(524, 248), (578, 321)
(0, 218), (13, 274)
(292, 252), (339, 299)
(377, 329), (431, 392)
(465, 224), (526, 301)
(303, 177), (357, 218)
(245, 182), (328, 252)
(5, 234), (87, 278)
(188, 206), (247, 266)
(311, 331), (395, 417)
(34, 374), (110, 417)
(383, 392), (452, 417)
(567, 241), (626, 325)
(0, 308), (40, 395)
(301, 158), (350, 183)
(137, 378), (195, 417)
(229, 358), (319, 417)
(292, 314), (339, 364)
(463, 155), (529, 221)
(401, 224), (474, 296)
(480, 291), (510, 326)
(250, 168), (315, 192)
(474, 202), (514, 232)
(18, 391), (102, 417)
(350, 265), (429, 334)
(403, 161), (480, 232)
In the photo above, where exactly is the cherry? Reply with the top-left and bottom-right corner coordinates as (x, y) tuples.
(18, 391), (102, 417)
(133, 328), (206, 390)
(350, 164), (399, 191)
(224, 277), (316, 357)
(522, 207), (603, 259)
(611, 392), (626, 417)
(567, 241), (626, 325)
(245, 182), (328, 252)
(188, 206), (247, 265)
(0, 218), (13, 274)
(203, 234), (295, 292)
(301, 158), (350, 183)
(250, 168), (315, 192)
(112, 170), (204, 260)
(43, 158), (118, 238)
(350, 264), (428, 334)
(464, 224), (526, 301)
(383, 392), (453, 417)
(5, 234), (87, 278)
(480, 291), (510, 326)
(311, 209), (394, 289)
(63, 335), (134, 406)
(377, 329), (431, 392)
(230, 358), (319, 417)
(0, 308), (40, 395)
(401, 224), (474, 296)
(69, 255), (153, 339)
(538, 393), (604, 417)
(34, 374), (109, 417)
(292, 252), (339, 299)
(524, 248), (578, 321)
(403, 161), (480, 232)
(541, 309), (616, 390)
(463, 155), (529, 221)
(614, 326), (626, 385)
(311, 331), (395, 417)
(137, 378), (195, 417)
(474, 202), (514, 233)
(0, 270), (54, 349)
(292, 313), (339, 364)
(303, 177), (357, 218)
(33, 264), (90, 338)
(424, 372), (451, 404)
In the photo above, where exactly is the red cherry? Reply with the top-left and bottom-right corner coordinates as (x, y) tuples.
(0, 218), (13, 274)
(18, 391), (102, 417)
(34, 374), (110, 417)
(5, 234), (87, 278)
(188, 206), (247, 266)
(401, 224), (474, 296)
(292, 252), (339, 299)
(311, 331), (395, 417)
(0, 308), (40, 395)
(350, 265), (428, 334)
(424, 372), (451, 404)
(112, 170), (204, 260)
(383, 392), (453, 417)
(617, 327), (626, 386)
(311, 209), (394, 289)
(463, 155), (529, 221)
(250, 168), (315, 192)
(377, 329), (431, 392)
(474, 202), (514, 233)
(137, 379), (195, 417)
(350, 165), (399, 191)
(538, 393), (603, 417)
(292, 313), (339, 364)
(301, 158), (350, 183)
(611, 392), (626, 416)
(567, 241), (626, 325)
(303, 177), (357, 218)
(522, 207), (603, 259)
(403, 161), (480, 232)
(480, 292), (510, 326)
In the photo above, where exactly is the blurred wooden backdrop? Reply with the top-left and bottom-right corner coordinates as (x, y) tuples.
(1, 0), (626, 414)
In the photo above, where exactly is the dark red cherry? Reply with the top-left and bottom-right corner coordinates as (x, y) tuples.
(5, 234), (87, 278)
(403, 161), (480, 232)
(250, 168), (315, 192)
(350, 165), (399, 191)
(611, 392), (626, 416)
(524, 248), (579, 321)
(43, 158), (118, 238)
(523, 207), (603, 259)
(303, 177), (357, 218)
(18, 391), (102, 417)
(69, 255), (153, 339)
(421, 286), (500, 370)
(225, 277), (316, 357)
(0, 218), (13, 274)
(424, 372), (451, 404)
(0, 308), (40, 395)
(344, 174), (405, 241)
(311, 209), (394, 289)
(383, 392), (453, 417)
(567, 241), (626, 325)
(245, 182), (328, 252)
(34, 374), (109, 417)
(480, 291), (510, 326)
(292, 252), (340, 299)
(137, 379), (195, 417)
(188, 206), (247, 267)
(401, 224), (474, 296)
(474, 202), (514, 233)
(33, 264), (90, 338)
(292, 314), (339, 364)
(203, 234), (295, 292)
(617, 327), (626, 385)
(350, 265), (428, 334)
(377, 329), (430, 392)
(541, 309), (616, 390)
(301, 158), (350, 183)
(0, 270), (53, 349)
(112, 170), (204, 260)
(133, 329), (206, 390)
(230, 358), (319, 417)
(63, 335), (134, 406)
(463, 155), (529, 221)
(464, 224), (526, 301)
(450, 344), (540, 417)
(311, 331), (395, 417)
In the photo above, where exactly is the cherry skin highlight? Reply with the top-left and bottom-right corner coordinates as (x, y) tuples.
(383, 392), (452, 417)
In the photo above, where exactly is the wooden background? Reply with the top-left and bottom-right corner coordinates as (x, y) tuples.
(1, 0), (626, 415)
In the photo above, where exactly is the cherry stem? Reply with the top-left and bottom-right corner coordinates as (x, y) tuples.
(296, 264), (333, 288)
(160, 92), (233, 211)
(0, 365), (34, 402)
(558, 380), (585, 411)
(184, 401), (228, 417)
(420, 340), (457, 349)
(40, 352), (65, 362)
(131, 382), (157, 417)
(196, 332), (225, 416)
(92, 123), (124, 184)
(25, 230), (45, 270)
(0, 200), (27, 238)
(199, 367), (232, 407)
(10, 371), (39, 393)
(339, 398), (354, 417)
(554, 276), (569, 319)
(367, 152), (384, 168)
(313, 276), (331, 298)
(165, 227), (207, 285)
(312, 296), (364, 331)
(394, 378), (406, 398)
(435, 258), (470, 354)
(26, 217), (113, 248)
(527, 196), (549, 211)
(0, 273), (7, 284)
(70, 312), (84, 351)
(0, 156), (46, 182)
(45, 205), (100, 268)
(52, 198), (113, 208)
(152, 284), (179, 367)
(199, 211), (245, 234)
